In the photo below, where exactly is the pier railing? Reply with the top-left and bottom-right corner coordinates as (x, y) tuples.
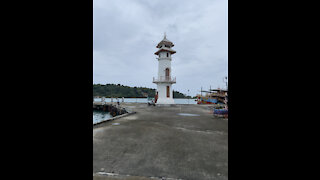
(153, 76), (176, 83)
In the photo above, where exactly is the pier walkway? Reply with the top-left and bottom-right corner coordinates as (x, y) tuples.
(93, 103), (228, 180)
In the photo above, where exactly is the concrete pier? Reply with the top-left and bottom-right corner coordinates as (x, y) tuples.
(93, 103), (228, 180)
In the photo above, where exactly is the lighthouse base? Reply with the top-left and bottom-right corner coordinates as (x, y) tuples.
(156, 98), (175, 105)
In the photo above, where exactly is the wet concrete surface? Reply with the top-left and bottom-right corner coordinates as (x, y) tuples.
(93, 103), (228, 180)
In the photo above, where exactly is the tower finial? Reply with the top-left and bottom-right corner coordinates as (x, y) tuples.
(164, 32), (166, 39)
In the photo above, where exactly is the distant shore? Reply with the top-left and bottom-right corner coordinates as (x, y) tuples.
(94, 96), (196, 99)
(93, 84), (193, 99)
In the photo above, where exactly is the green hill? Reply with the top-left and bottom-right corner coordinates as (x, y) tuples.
(93, 84), (188, 98)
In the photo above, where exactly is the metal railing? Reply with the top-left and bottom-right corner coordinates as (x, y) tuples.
(153, 76), (176, 83)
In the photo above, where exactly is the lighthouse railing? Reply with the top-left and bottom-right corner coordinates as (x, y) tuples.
(153, 76), (176, 83)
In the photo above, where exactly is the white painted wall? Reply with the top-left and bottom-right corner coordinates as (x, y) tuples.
(158, 59), (171, 77)
(156, 83), (174, 104)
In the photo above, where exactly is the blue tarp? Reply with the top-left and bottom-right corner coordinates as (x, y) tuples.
(214, 109), (228, 115)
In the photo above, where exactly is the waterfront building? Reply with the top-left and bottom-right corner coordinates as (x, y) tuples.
(153, 33), (176, 104)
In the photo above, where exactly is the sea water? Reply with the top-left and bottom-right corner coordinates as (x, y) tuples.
(93, 98), (197, 104)
(93, 110), (112, 124)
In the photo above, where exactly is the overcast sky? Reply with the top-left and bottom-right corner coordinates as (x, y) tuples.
(93, 0), (228, 96)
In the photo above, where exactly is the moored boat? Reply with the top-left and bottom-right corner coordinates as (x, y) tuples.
(196, 88), (227, 104)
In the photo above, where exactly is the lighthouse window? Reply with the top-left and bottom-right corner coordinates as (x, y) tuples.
(167, 53), (169, 57)
(165, 68), (170, 77)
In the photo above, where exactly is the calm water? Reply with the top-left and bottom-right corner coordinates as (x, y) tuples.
(93, 110), (112, 124)
(93, 98), (197, 124)
(93, 98), (197, 104)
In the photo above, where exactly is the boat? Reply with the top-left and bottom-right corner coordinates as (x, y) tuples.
(196, 96), (218, 104)
(213, 90), (228, 118)
(196, 88), (227, 104)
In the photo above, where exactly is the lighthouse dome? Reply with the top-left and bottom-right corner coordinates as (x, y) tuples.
(156, 33), (174, 48)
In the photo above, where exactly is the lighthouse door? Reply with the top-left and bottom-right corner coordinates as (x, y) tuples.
(165, 68), (170, 80)
(167, 86), (170, 97)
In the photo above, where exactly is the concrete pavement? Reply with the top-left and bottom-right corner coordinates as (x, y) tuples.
(93, 103), (228, 180)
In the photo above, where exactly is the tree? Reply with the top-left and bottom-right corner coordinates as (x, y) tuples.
(93, 84), (188, 98)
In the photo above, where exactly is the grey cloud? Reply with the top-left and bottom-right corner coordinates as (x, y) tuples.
(94, 0), (228, 96)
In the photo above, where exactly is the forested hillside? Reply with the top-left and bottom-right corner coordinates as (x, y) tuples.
(93, 84), (188, 98)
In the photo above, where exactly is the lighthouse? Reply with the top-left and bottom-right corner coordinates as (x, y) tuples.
(153, 33), (176, 104)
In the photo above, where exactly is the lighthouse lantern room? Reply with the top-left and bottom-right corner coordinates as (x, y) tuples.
(153, 33), (176, 104)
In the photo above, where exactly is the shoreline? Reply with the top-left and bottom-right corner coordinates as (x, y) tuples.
(93, 111), (136, 129)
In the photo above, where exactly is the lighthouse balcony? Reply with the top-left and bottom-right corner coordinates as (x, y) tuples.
(153, 76), (176, 83)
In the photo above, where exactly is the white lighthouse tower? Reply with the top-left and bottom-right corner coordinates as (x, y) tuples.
(153, 33), (176, 104)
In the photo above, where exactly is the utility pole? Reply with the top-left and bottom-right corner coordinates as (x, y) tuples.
(188, 89), (190, 104)
(223, 76), (228, 90)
